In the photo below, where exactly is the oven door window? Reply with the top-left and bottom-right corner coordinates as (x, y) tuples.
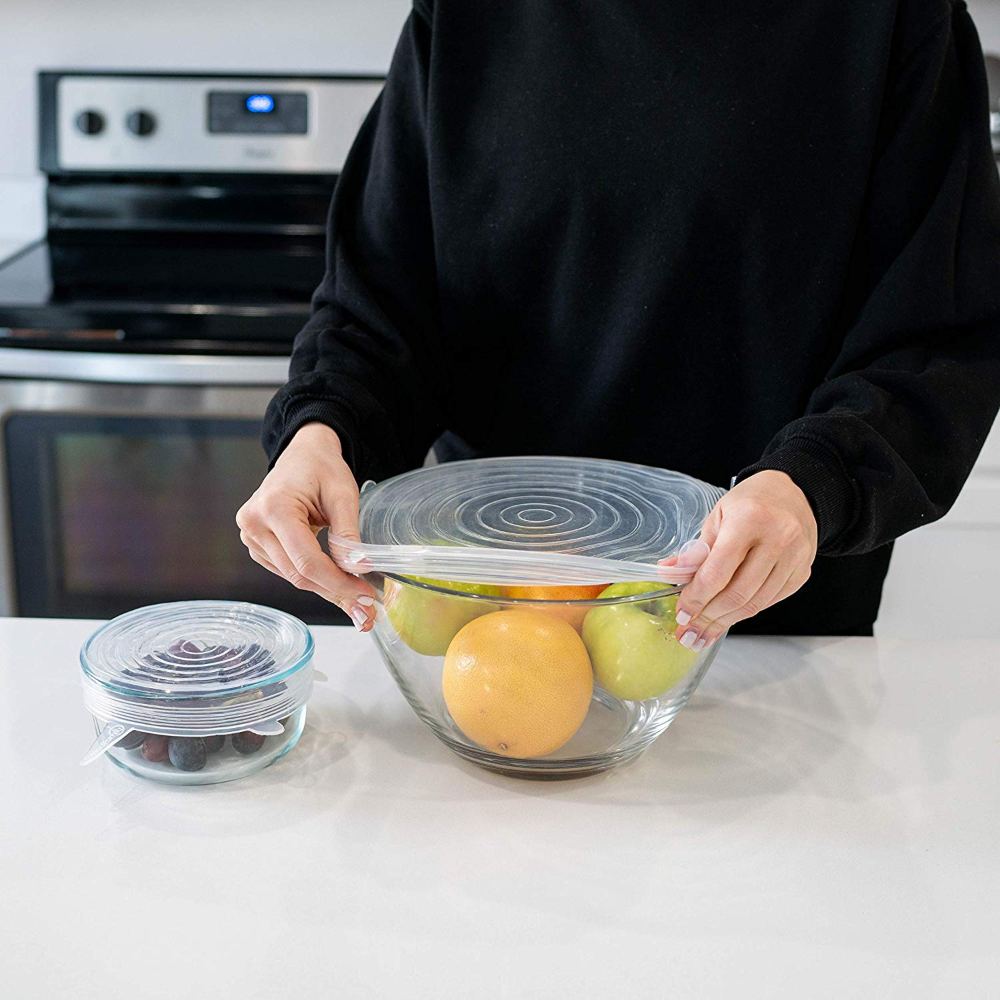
(4, 413), (345, 623)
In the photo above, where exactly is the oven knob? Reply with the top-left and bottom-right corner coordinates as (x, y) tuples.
(125, 110), (157, 137)
(75, 110), (105, 135)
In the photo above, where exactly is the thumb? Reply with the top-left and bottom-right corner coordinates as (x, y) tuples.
(676, 537), (711, 569)
(696, 505), (722, 550)
(322, 493), (373, 576)
(657, 535), (711, 582)
(658, 510), (719, 577)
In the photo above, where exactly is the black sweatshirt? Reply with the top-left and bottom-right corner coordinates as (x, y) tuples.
(264, 0), (1000, 635)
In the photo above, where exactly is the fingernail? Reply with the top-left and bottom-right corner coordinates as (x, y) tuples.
(693, 638), (707, 652)
(356, 596), (376, 607)
(676, 610), (692, 627)
(679, 630), (698, 649)
(348, 604), (371, 631)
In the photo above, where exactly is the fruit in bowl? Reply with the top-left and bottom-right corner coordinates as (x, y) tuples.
(371, 577), (719, 778)
(500, 584), (608, 630)
(360, 455), (726, 778)
(442, 608), (593, 758)
(582, 582), (698, 701)
(385, 576), (504, 656)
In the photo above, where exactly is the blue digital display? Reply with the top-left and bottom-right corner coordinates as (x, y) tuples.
(245, 94), (275, 114)
(209, 91), (306, 133)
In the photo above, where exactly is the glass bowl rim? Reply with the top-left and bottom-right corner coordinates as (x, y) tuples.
(382, 573), (681, 604)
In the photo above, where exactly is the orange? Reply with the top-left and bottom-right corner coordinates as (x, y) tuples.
(442, 608), (594, 758)
(501, 584), (609, 631)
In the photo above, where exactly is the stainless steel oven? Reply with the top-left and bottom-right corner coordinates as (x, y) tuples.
(0, 349), (348, 621)
(0, 70), (385, 622)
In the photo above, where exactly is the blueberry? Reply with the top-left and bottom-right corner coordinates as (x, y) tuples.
(167, 737), (208, 771)
(231, 731), (266, 755)
(115, 730), (147, 750)
(204, 734), (225, 754)
(141, 734), (170, 763)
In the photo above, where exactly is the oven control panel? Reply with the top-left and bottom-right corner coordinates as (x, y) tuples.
(42, 72), (384, 174)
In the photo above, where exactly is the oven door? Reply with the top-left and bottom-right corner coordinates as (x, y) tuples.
(0, 348), (345, 623)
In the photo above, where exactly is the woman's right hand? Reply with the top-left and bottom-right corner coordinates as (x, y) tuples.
(236, 422), (376, 631)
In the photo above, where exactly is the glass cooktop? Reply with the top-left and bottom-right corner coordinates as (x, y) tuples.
(0, 233), (322, 353)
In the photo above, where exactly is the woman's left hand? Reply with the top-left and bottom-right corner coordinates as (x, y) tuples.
(667, 470), (818, 650)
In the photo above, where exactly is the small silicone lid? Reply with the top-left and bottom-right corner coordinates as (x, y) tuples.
(79, 602), (315, 741)
(81, 600), (313, 699)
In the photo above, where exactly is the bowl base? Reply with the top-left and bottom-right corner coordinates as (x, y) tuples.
(443, 740), (646, 780)
(429, 687), (667, 780)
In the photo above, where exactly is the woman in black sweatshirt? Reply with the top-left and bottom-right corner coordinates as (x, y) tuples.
(238, 0), (1000, 646)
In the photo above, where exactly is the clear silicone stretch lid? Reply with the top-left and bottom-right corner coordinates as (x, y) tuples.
(331, 456), (725, 587)
(79, 601), (314, 764)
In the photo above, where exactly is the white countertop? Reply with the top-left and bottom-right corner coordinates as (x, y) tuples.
(1, 619), (997, 998)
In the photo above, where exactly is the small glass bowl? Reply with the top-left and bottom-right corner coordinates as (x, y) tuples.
(371, 576), (722, 779)
(92, 707), (308, 786)
(80, 601), (315, 786)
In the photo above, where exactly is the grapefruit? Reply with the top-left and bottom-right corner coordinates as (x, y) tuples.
(442, 608), (594, 758)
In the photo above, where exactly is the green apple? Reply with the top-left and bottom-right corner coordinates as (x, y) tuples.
(582, 582), (698, 701)
(385, 576), (503, 656)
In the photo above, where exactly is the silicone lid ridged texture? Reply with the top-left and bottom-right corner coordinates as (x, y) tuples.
(358, 456), (724, 565)
(80, 602), (315, 735)
(82, 601), (313, 697)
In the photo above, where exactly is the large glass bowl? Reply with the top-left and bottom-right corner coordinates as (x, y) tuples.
(369, 574), (722, 778)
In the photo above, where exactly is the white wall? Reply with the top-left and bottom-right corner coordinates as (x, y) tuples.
(969, 0), (1000, 51)
(0, 0), (410, 235)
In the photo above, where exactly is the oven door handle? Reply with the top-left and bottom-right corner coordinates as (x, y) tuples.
(0, 347), (290, 387)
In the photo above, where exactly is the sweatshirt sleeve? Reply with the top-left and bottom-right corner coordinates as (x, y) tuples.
(736, 0), (1000, 556)
(262, 3), (445, 483)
